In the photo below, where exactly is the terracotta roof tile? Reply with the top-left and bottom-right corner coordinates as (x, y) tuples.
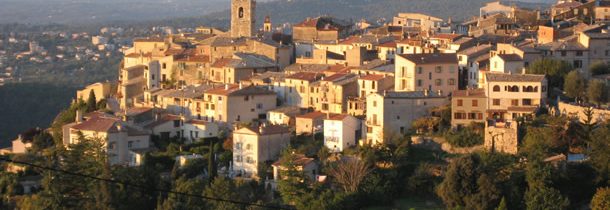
(359, 74), (387, 81)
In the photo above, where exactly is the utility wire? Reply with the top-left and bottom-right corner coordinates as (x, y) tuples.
(0, 156), (293, 210)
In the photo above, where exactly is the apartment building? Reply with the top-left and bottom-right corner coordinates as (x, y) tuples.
(201, 84), (277, 125)
(232, 125), (291, 178)
(365, 90), (448, 145)
(482, 73), (547, 121)
(395, 53), (459, 96)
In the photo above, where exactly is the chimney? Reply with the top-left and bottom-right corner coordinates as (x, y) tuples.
(437, 90), (442, 96)
(259, 124), (265, 135)
(239, 83), (243, 89)
(75, 110), (83, 123)
(116, 123), (123, 132)
(424, 89), (429, 96)
(225, 84), (229, 90)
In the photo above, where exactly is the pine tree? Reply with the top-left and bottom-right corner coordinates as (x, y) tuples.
(86, 89), (97, 113)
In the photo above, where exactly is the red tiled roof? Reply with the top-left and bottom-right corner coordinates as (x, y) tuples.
(496, 54), (523, 62)
(286, 72), (321, 82)
(240, 124), (291, 135)
(272, 154), (314, 167)
(378, 41), (397, 48)
(452, 89), (486, 98)
(359, 74), (387, 81)
(430, 33), (463, 40)
(72, 117), (119, 133)
(325, 65), (352, 73)
(339, 36), (360, 45)
(205, 84), (274, 96)
(326, 114), (351, 121)
(211, 58), (233, 68)
(322, 73), (348, 81)
(294, 18), (318, 27)
(399, 53), (458, 65)
(296, 111), (326, 119)
(144, 115), (181, 129)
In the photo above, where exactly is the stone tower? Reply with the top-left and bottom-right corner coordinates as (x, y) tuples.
(264, 16), (272, 32)
(231, 0), (256, 38)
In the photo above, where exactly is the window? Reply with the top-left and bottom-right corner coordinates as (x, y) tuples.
(235, 155), (242, 162)
(573, 60), (582, 68)
(246, 144), (251, 150)
(435, 66), (442, 73)
(429, 72), (432, 80)
(493, 85), (501, 92)
(373, 101), (377, 107)
(417, 67), (423, 74)
(417, 79), (423, 87)
(238, 7), (244, 18)
(468, 113), (477, 119)
(173, 120), (181, 128)
(511, 99), (519, 106)
(561, 51), (567, 57)
(472, 100), (478, 107)
(576, 51), (583, 56)
(457, 99), (463, 106)
(493, 99), (500, 106)
(435, 79), (442, 86)
(108, 142), (116, 150)
(256, 103), (263, 109)
(448, 79), (455, 85)
(244, 96), (249, 101)
(509, 86), (519, 92)
(128, 141), (133, 148)
(523, 99), (532, 106)
(367, 127), (373, 133)
(235, 142), (242, 150)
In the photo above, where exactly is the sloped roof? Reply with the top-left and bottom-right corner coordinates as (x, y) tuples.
(485, 73), (546, 82)
(496, 54), (523, 62)
(205, 84), (275, 96)
(452, 88), (486, 98)
(72, 117), (119, 133)
(285, 72), (322, 82)
(272, 154), (315, 167)
(399, 53), (458, 65)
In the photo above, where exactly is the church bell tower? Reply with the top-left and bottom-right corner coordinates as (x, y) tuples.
(231, 0), (256, 38)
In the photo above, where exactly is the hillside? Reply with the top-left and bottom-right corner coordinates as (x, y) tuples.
(146, 0), (551, 30)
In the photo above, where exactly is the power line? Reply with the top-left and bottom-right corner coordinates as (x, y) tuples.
(0, 156), (293, 210)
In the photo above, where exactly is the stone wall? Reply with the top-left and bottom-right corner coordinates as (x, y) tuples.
(557, 102), (610, 124)
(484, 121), (519, 154)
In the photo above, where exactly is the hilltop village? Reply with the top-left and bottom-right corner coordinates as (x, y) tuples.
(4, 0), (610, 209)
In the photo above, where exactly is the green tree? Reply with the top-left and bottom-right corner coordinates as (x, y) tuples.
(564, 71), (586, 101)
(86, 89), (97, 113)
(527, 59), (572, 91)
(436, 154), (481, 208)
(524, 144), (569, 210)
(588, 124), (610, 183)
(203, 177), (243, 210)
(591, 187), (610, 210)
(158, 176), (206, 210)
(589, 61), (609, 76)
(588, 79), (607, 106)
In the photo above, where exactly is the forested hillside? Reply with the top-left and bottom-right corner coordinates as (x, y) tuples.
(147, 0), (550, 29)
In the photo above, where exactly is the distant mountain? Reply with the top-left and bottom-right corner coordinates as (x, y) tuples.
(145, 0), (552, 30)
(0, 0), (229, 24)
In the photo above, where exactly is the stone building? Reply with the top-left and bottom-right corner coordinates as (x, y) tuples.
(231, 0), (256, 38)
